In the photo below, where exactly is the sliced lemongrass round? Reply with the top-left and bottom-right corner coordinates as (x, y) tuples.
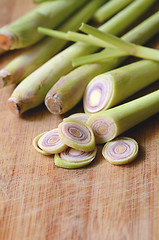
(67, 113), (90, 123)
(87, 115), (117, 144)
(58, 118), (95, 151)
(54, 147), (97, 169)
(33, 132), (52, 156)
(84, 75), (113, 114)
(38, 128), (67, 154)
(102, 137), (138, 165)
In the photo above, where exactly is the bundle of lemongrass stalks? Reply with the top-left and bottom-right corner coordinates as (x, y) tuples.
(0, 0), (159, 168)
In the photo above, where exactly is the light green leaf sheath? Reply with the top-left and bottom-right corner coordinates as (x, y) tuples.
(0, 0), (104, 88)
(33, 132), (52, 155)
(67, 113), (90, 123)
(79, 23), (159, 63)
(37, 128), (67, 154)
(45, 9), (159, 116)
(93, 0), (134, 23)
(58, 118), (95, 152)
(0, 0), (87, 50)
(102, 137), (138, 165)
(7, 0), (155, 115)
(54, 147), (97, 169)
(87, 90), (159, 144)
(84, 60), (159, 114)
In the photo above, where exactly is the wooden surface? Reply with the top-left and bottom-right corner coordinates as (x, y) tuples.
(0, 1), (159, 240)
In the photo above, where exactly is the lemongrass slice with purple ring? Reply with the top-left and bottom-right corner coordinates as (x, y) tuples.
(84, 76), (113, 114)
(67, 113), (90, 123)
(58, 118), (95, 152)
(54, 147), (97, 169)
(38, 128), (67, 154)
(33, 132), (52, 155)
(102, 137), (138, 165)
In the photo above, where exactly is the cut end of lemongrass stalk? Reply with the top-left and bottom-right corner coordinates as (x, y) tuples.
(67, 113), (90, 123)
(0, 33), (12, 50)
(87, 115), (117, 144)
(102, 137), (138, 165)
(0, 70), (11, 88)
(38, 128), (67, 154)
(58, 118), (95, 152)
(84, 74), (113, 114)
(8, 97), (22, 116)
(33, 132), (52, 156)
(45, 94), (63, 115)
(54, 147), (97, 169)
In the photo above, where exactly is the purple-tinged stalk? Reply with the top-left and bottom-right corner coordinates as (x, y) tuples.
(33, 132), (52, 155)
(37, 128), (67, 154)
(58, 118), (95, 152)
(87, 90), (159, 144)
(0, 0), (99, 88)
(84, 60), (159, 114)
(7, 0), (151, 116)
(0, 0), (87, 50)
(44, 11), (159, 115)
(102, 137), (138, 165)
(54, 147), (97, 169)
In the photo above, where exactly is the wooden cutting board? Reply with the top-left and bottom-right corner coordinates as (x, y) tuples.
(0, 1), (159, 239)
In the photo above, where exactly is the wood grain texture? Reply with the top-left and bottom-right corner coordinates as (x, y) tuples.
(0, 1), (159, 240)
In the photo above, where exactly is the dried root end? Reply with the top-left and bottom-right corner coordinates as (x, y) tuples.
(45, 95), (63, 115)
(0, 34), (12, 50)
(8, 97), (21, 116)
(0, 70), (11, 88)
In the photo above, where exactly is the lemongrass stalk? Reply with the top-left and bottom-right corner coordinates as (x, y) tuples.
(94, 0), (133, 23)
(37, 128), (67, 154)
(45, 62), (108, 114)
(80, 23), (159, 62)
(38, 28), (111, 48)
(45, 12), (159, 115)
(102, 137), (138, 165)
(84, 60), (159, 114)
(54, 147), (97, 169)
(0, 0), (101, 88)
(0, 0), (87, 50)
(58, 118), (96, 151)
(8, 0), (154, 115)
(33, 132), (52, 155)
(67, 113), (90, 123)
(72, 48), (128, 66)
(87, 90), (159, 144)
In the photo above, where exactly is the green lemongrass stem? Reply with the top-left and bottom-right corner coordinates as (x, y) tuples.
(45, 62), (108, 114)
(8, 0), (154, 115)
(87, 90), (159, 144)
(67, 113), (90, 123)
(102, 137), (138, 165)
(37, 128), (67, 154)
(33, 132), (52, 155)
(0, 0), (101, 88)
(0, 0), (87, 50)
(79, 23), (159, 62)
(73, 48), (128, 66)
(58, 118), (96, 152)
(54, 147), (97, 169)
(38, 28), (112, 48)
(94, 0), (133, 23)
(84, 60), (159, 114)
(45, 11), (159, 115)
